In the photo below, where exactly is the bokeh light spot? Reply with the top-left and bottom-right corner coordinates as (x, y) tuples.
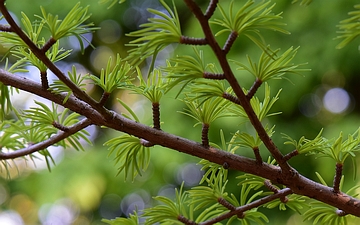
(98, 20), (122, 44)
(323, 88), (350, 114)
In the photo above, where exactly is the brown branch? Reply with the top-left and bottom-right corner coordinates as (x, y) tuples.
(140, 139), (155, 147)
(52, 121), (70, 132)
(218, 197), (237, 211)
(0, 118), (93, 160)
(0, 24), (13, 32)
(253, 146), (263, 164)
(183, 0), (289, 172)
(0, 69), (107, 123)
(265, 180), (288, 203)
(178, 215), (198, 225)
(222, 92), (241, 105)
(223, 31), (238, 55)
(200, 188), (293, 225)
(1, 69), (360, 217)
(333, 163), (343, 193)
(202, 123), (210, 148)
(152, 102), (161, 130)
(283, 150), (299, 161)
(203, 72), (225, 80)
(40, 70), (49, 89)
(204, 0), (219, 20)
(180, 36), (208, 45)
(98, 92), (111, 106)
(41, 37), (57, 53)
(247, 78), (262, 100)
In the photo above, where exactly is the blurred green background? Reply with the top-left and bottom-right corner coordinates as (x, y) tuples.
(1, 0), (360, 224)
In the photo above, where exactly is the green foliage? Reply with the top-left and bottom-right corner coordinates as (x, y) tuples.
(226, 184), (269, 225)
(232, 46), (308, 82)
(102, 211), (139, 225)
(229, 83), (281, 121)
(282, 129), (328, 155)
(198, 130), (236, 185)
(212, 0), (289, 50)
(88, 54), (132, 94)
(265, 194), (308, 214)
(233, 125), (275, 150)
(179, 96), (232, 127)
(23, 101), (91, 151)
(188, 174), (228, 211)
(320, 128), (360, 164)
(38, 2), (97, 50)
(130, 68), (167, 103)
(189, 80), (228, 101)
(292, 0), (314, 6)
(126, 0), (181, 65)
(0, 12), (43, 48)
(13, 41), (71, 72)
(104, 134), (150, 181)
(143, 184), (189, 225)
(336, 4), (360, 49)
(2, 0), (360, 224)
(99, 0), (126, 9)
(164, 47), (216, 96)
(49, 66), (87, 103)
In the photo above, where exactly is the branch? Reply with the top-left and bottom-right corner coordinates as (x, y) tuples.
(182, 0), (290, 172)
(0, 24), (12, 32)
(200, 188), (293, 225)
(247, 78), (263, 100)
(223, 31), (238, 55)
(1, 69), (360, 217)
(0, 118), (93, 160)
(0, 69), (107, 123)
(180, 36), (208, 45)
(203, 72), (226, 80)
(204, 0), (219, 20)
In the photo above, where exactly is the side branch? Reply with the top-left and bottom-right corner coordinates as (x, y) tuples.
(204, 0), (219, 19)
(0, 118), (93, 160)
(183, 0), (289, 172)
(204, 72), (225, 80)
(180, 36), (208, 45)
(247, 78), (262, 100)
(223, 31), (238, 55)
(0, 24), (12, 32)
(200, 188), (293, 225)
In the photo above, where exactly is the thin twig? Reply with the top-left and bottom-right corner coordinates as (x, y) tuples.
(40, 70), (49, 89)
(0, 118), (93, 160)
(253, 146), (263, 164)
(200, 188), (293, 225)
(0, 24), (13, 32)
(333, 163), (343, 193)
(41, 37), (57, 53)
(203, 72), (226, 80)
(180, 36), (208, 45)
(152, 102), (161, 130)
(283, 150), (299, 161)
(223, 31), (238, 55)
(222, 92), (241, 105)
(247, 78), (262, 100)
(204, 0), (219, 19)
(202, 123), (210, 148)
